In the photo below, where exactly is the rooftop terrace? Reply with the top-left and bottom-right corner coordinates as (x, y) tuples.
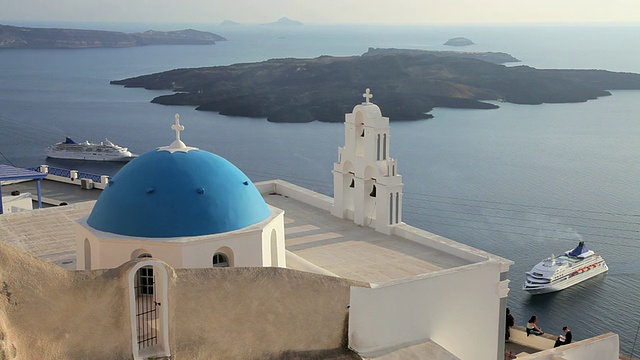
(2, 178), (486, 286)
(264, 192), (472, 283)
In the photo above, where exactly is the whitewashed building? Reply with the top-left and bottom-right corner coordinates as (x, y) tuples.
(0, 90), (622, 360)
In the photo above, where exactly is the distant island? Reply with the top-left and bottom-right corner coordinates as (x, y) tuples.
(0, 24), (226, 49)
(264, 17), (304, 26)
(444, 37), (474, 46)
(110, 49), (640, 123)
(220, 20), (241, 26)
(363, 47), (518, 64)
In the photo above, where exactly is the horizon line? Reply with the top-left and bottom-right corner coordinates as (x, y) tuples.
(2, 20), (640, 28)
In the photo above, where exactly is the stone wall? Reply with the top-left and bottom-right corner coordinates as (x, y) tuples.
(0, 241), (131, 360)
(170, 267), (361, 359)
(0, 241), (362, 359)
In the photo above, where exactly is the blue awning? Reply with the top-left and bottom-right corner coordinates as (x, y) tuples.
(0, 164), (47, 214)
(0, 164), (47, 181)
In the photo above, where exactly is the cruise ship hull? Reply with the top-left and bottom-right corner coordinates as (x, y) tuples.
(46, 151), (135, 162)
(523, 241), (608, 295)
(45, 138), (137, 162)
(523, 262), (608, 295)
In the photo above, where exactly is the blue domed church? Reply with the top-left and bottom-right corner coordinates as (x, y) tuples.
(76, 114), (286, 270)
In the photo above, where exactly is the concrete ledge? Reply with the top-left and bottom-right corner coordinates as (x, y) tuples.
(360, 339), (460, 360)
(516, 333), (621, 360)
(510, 326), (556, 351)
(43, 173), (108, 190)
(285, 250), (340, 278)
(30, 194), (69, 206)
(394, 223), (513, 268)
(256, 179), (333, 212)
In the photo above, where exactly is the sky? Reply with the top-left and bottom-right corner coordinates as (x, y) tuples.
(1, 0), (639, 25)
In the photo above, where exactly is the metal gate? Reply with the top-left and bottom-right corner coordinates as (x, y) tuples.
(135, 266), (158, 350)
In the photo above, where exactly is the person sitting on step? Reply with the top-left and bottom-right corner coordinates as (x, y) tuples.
(526, 315), (544, 336)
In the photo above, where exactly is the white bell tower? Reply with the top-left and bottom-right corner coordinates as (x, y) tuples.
(332, 89), (403, 235)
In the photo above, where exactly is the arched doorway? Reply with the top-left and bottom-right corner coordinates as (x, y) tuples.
(129, 260), (170, 360)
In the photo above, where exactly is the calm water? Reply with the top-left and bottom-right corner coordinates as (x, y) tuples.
(1, 24), (639, 355)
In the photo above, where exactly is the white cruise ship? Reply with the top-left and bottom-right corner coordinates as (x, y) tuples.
(46, 137), (137, 162)
(523, 241), (608, 295)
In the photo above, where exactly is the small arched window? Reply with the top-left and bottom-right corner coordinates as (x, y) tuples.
(212, 252), (229, 267)
(136, 253), (154, 296)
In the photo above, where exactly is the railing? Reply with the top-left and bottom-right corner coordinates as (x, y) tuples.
(27, 166), (106, 185)
(48, 167), (71, 178)
(28, 166), (103, 183)
(76, 171), (102, 182)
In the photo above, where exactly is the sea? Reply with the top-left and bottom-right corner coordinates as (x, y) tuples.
(1, 22), (639, 355)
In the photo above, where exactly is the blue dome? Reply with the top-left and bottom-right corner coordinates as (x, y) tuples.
(87, 149), (270, 238)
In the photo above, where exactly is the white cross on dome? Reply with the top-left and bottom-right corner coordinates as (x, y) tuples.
(172, 114), (185, 144)
(157, 113), (199, 153)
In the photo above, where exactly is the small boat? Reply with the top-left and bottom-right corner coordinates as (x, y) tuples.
(523, 241), (608, 295)
(46, 137), (137, 162)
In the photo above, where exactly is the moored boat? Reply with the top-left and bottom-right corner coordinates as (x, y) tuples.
(523, 241), (608, 295)
(46, 137), (137, 162)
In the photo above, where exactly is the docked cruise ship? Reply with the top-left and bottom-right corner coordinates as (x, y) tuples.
(523, 241), (608, 295)
(46, 137), (137, 162)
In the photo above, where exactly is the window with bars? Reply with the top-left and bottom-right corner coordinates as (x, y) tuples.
(212, 253), (229, 267)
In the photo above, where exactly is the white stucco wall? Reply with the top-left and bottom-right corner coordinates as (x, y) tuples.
(349, 260), (503, 360)
(519, 333), (619, 360)
(76, 228), (186, 269)
(76, 206), (285, 270)
(1, 193), (32, 213)
(260, 211), (286, 267)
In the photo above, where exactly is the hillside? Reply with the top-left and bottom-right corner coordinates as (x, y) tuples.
(0, 24), (226, 49)
(363, 47), (519, 64)
(110, 51), (640, 123)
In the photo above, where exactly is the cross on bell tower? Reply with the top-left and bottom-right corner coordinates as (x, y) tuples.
(363, 88), (373, 104)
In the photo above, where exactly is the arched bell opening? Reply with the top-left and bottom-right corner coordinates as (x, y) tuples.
(342, 161), (355, 215)
(355, 111), (365, 156)
(363, 168), (377, 223)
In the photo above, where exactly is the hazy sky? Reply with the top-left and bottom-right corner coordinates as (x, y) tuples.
(1, 0), (639, 25)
